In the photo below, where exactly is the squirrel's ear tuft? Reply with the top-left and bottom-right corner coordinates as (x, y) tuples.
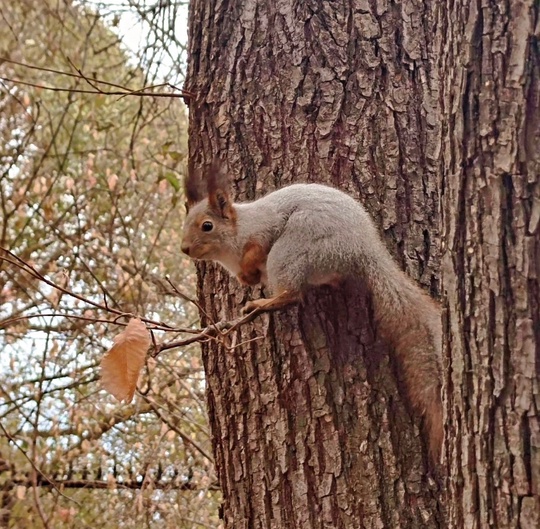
(207, 163), (236, 221)
(184, 161), (206, 208)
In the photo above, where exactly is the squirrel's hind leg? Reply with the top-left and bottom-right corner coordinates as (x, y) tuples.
(242, 290), (301, 314)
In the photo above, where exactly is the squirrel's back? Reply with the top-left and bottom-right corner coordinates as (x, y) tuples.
(239, 184), (398, 289)
(250, 183), (374, 227)
(238, 183), (383, 265)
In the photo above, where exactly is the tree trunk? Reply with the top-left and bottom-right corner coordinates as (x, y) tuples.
(185, 1), (444, 527)
(436, 0), (540, 527)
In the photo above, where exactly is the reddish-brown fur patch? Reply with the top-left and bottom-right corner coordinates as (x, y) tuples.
(238, 240), (267, 286)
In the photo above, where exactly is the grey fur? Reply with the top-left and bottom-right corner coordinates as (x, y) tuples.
(181, 183), (443, 462)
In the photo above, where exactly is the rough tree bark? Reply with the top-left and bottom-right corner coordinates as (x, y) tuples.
(185, 1), (444, 527)
(436, 1), (540, 528)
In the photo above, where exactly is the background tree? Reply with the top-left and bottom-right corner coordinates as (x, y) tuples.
(0, 1), (220, 527)
(436, 1), (540, 527)
(185, 0), (444, 527)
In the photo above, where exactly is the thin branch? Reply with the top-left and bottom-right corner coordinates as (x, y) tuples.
(0, 76), (192, 99)
(0, 248), (179, 331)
(1, 56), (136, 91)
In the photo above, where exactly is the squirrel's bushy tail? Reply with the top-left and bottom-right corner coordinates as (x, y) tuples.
(367, 260), (443, 464)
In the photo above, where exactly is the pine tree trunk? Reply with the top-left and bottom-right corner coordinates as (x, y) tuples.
(185, 1), (445, 527)
(436, 0), (540, 527)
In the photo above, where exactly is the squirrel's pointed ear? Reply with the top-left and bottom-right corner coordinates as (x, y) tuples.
(207, 164), (237, 221)
(184, 160), (206, 208)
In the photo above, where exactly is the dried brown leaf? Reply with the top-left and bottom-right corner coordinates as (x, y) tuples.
(101, 318), (150, 403)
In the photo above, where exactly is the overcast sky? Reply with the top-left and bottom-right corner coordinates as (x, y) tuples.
(83, 0), (189, 81)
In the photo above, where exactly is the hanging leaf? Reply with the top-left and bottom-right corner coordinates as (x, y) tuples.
(101, 318), (150, 403)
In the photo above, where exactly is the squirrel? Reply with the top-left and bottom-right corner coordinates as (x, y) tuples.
(181, 168), (443, 464)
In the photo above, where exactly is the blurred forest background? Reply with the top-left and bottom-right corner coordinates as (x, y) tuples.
(0, 1), (219, 527)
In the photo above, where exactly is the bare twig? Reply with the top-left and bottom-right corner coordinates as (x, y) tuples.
(0, 56), (193, 98)
(0, 248), (179, 331)
(153, 308), (265, 355)
(0, 76), (193, 99)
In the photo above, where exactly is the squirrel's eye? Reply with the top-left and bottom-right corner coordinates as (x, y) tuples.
(201, 221), (213, 232)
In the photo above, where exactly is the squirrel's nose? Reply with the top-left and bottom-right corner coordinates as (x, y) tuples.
(181, 244), (190, 256)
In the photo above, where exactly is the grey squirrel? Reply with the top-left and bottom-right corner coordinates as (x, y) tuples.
(181, 169), (443, 463)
